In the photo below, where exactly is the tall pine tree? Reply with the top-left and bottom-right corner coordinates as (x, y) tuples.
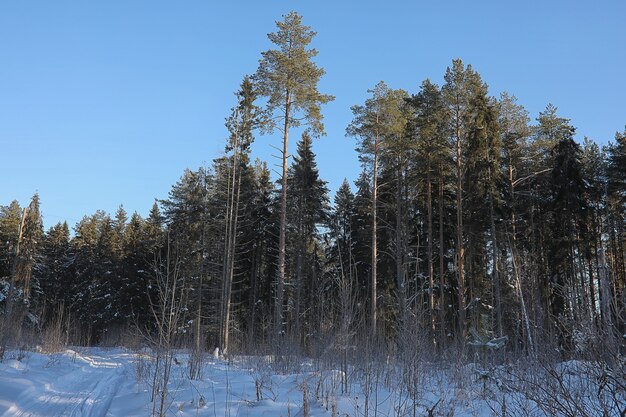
(254, 11), (334, 339)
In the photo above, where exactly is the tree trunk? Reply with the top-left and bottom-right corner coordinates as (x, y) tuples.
(507, 156), (534, 356)
(488, 180), (502, 336)
(396, 163), (407, 323)
(371, 125), (379, 336)
(195, 239), (204, 354)
(247, 244), (259, 348)
(294, 204), (304, 345)
(223, 170), (242, 354)
(276, 92), (291, 339)
(455, 124), (466, 340)
(219, 111), (241, 354)
(438, 170), (446, 348)
(427, 167), (436, 345)
(219, 136), (235, 352)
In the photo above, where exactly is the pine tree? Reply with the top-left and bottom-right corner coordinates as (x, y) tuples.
(498, 93), (532, 240)
(535, 104), (575, 155)
(442, 59), (484, 339)
(497, 93), (534, 354)
(377, 90), (411, 329)
(347, 81), (406, 336)
(254, 11), (334, 338)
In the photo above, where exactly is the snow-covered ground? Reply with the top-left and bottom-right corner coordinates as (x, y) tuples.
(1, 348), (352, 417)
(0, 348), (622, 416)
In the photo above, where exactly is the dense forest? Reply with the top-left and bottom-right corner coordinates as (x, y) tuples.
(1, 12), (625, 363)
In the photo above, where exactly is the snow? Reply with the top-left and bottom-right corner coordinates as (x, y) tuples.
(0, 349), (134, 417)
(0, 348), (622, 416)
(0, 348), (336, 417)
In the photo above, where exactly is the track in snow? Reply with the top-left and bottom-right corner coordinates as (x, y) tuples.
(1, 350), (130, 417)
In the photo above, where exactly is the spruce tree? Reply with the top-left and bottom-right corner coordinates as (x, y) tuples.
(112, 206), (128, 256)
(145, 201), (165, 252)
(330, 179), (356, 282)
(286, 132), (329, 346)
(245, 161), (277, 347)
(464, 83), (503, 337)
(407, 79), (450, 346)
(68, 211), (113, 342)
(351, 170), (372, 318)
(607, 128), (626, 210)
(119, 212), (150, 323)
(162, 167), (214, 346)
(39, 221), (71, 324)
(549, 135), (587, 350)
(219, 76), (259, 355)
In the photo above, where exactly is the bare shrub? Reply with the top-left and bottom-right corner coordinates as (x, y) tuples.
(134, 350), (153, 388)
(501, 352), (625, 417)
(120, 326), (144, 350)
(188, 344), (205, 380)
(245, 355), (276, 401)
(139, 235), (190, 417)
(41, 304), (67, 353)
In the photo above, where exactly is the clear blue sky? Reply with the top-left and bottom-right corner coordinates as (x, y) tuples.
(1, 1), (624, 229)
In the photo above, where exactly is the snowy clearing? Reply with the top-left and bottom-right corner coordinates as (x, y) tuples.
(0, 348), (623, 417)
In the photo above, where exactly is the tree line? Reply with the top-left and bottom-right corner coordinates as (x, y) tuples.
(1, 12), (624, 359)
